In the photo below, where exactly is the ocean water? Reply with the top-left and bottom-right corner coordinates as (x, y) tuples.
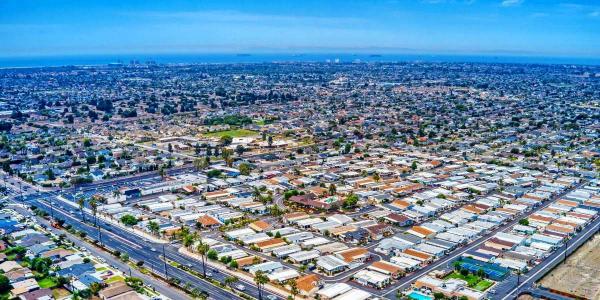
(0, 53), (599, 68)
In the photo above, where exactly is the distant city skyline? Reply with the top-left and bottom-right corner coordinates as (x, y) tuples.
(1, 0), (599, 58)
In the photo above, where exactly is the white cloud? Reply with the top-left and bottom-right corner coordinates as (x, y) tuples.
(129, 10), (366, 27)
(501, 0), (523, 7)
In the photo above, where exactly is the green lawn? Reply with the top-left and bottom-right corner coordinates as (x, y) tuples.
(446, 272), (480, 286)
(445, 272), (493, 291)
(473, 280), (494, 291)
(203, 129), (258, 138)
(105, 275), (125, 284)
(52, 288), (71, 299)
(38, 277), (58, 288)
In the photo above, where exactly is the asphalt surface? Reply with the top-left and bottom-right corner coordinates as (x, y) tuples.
(11, 190), (284, 300)
(378, 181), (592, 299)
(494, 215), (600, 300)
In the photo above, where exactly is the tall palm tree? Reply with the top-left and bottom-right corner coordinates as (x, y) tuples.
(287, 279), (299, 300)
(328, 183), (337, 196)
(196, 241), (210, 277)
(252, 187), (262, 202)
(254, 270), (269, 300)
(76, 198), (86, 223)
(89, 199), (98, 226)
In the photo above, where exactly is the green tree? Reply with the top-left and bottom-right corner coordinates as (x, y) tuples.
(77, 198), (86, 223)
(343, 193), (359, 209)
(0, 274), (11, 293)
(238, 163), (251, 175)
(120, 214), (138, 226)
(373, 172), (380, 182)
(229, 260), (238, 269)
(328, 183), (337, 196)
(220, 135), (233, 146)
(197, 241), (210, 277)
(193, 158), (209, 170)
(254, 270), (269, 300)
(89, 198), (98, 227)
(147, 221), (160, 236)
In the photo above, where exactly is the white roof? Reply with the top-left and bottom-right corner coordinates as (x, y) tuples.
(333, 289), (372, 300)
(317, 283), (352, 299)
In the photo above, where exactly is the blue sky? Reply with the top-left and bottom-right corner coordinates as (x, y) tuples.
(1, 0), (599, 57)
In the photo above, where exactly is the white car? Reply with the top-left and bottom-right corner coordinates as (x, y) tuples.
(236, 284), (245, 291)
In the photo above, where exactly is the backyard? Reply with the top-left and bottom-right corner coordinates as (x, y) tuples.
(37, 277), (59, 288)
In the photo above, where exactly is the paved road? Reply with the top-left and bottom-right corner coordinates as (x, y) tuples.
(378, 181), (589, 299)
(13, 192), (285, 300)
(8, 203), (192, 300)
(495, 215), (600, 300)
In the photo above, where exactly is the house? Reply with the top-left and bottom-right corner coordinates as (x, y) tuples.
(99, 282), (143, 300)
(295, 274), (322, 297)
(0, 261), (22, 272)
(353, 269), (392, 288)
(336, 247), (370, 264)
(10, 278), (39, 298)
(197, 215), (221, 228)
(249, 220), (272, 232)
(383, 213), (413, 227)
(316, 255), (348, 275)
(255, 238), (287, 252)
(18, 288), (53, 300)
(6, 267), (34, 283)
(367, 261), (404, 279)
(364, 224), (394, 240)
(56, 263), (95, 278)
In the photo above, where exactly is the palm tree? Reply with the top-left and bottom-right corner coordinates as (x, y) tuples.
(287, 279), (299, 300)
(254, 270), (269, 300)
(112, 190), (122, 200)
(147, 221), (160, 236)
(89, 199), (98, 227)
(77, 198), (86, 223)
(89, 198), (101, 243)
(224, 276), (238, 286)
(328, 183), (337, 196)
(182, 233), (195, 250)
(252, 187), (262, 202)
(158, 167), (166, 179)
(373, 172), (381, 182)
(196, 241), (210, 277)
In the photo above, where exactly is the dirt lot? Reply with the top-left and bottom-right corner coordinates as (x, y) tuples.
(539, 234), (600, 300)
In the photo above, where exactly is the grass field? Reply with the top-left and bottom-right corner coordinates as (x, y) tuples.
(203, 129), (258, 138)
(52, 288), (70, 299)
(445, 272), (494, 291)
(105, 275), (125, 284)
(38, 277), (58, 288)
(473, 280), (494, 291)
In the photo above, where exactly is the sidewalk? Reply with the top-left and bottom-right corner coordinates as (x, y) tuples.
(179, 247), (292, 298)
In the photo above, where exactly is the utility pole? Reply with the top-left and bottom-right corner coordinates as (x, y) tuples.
(564, 238), (569, 263)
(162, 244), (169, 280)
